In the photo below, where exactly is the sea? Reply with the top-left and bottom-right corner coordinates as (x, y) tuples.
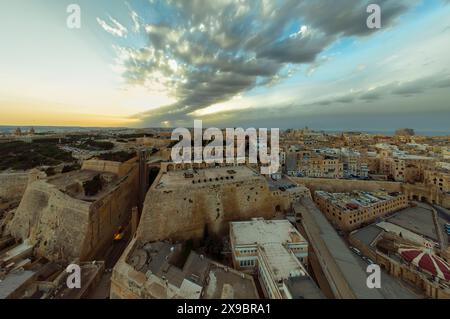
(0, 126), (449, 137)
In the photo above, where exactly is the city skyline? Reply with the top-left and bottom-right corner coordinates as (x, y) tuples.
(1, 0), (450, 131)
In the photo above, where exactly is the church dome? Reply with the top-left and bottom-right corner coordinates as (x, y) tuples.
(399, 245), (450, 282)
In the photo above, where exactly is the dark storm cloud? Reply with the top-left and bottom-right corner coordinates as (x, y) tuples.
(257, 31), (333, 63)
(391, 81), (426, 96)
(104, 0), (420, 125)
(307, 73), (450, 106)
(195, 72), (450, 130)
(297, 0), (419, 37)
(359, 87), (385, 101)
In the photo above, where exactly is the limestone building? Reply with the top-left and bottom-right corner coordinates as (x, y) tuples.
(349, 204), (450, 298)
(110, 241), (259, 299)
(229, 218), (321, 299)
(314, 190), (409, 231)
(285, 151), (344, 179)
(425, 169), (450, 193)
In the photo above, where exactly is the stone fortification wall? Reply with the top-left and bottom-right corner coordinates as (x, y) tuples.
(139, 177), (276, 242)
(81, 157), (137, 177)
(6, 180), (91, 261)
(0, 170), (45, 201)
(137, 166), (311, 242)
(6, 165), (139, 262)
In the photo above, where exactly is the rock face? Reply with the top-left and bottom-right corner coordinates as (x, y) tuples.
(6, 165), (139, 262)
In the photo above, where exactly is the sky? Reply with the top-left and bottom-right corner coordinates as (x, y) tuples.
(0, 0), (449, 131)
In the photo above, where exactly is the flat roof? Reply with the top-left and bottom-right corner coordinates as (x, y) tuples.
(266, 176), (306, 192)
(47, 169), (119, 201)
(156, 166), (263, 190)
(129, 242), (188, 288)
(315, 190), (400, 211)
(203, 264), (259, 299)
(397, 155), (434, 160)
(230, 219), (306, 246)
(259, 243), (305, 282)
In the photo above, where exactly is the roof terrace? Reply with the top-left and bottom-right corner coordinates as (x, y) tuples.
(155, 166), (262, 190)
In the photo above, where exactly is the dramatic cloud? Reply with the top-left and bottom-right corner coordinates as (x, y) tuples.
(97, 16), (128, 38)
(323, 73), (450, 103)
(96, 0), (420, 126)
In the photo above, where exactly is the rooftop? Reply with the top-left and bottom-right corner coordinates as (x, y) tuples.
(399, 245), (450, 282)
(266, 176), (304, 192)
(315, 190), (401, 212)
(47, 169), (119, 201)
(127, 242), (188, 288)
(156, 166), (262, 190)
(203, 264), (259, 299)
(126, 241), (258, 299)
(230, 219), (306, 246)
(259, 243), (306, 282)
(397, 154), (435, 161)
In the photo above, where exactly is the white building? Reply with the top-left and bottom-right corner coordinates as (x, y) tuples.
(230, 219), (317, 299)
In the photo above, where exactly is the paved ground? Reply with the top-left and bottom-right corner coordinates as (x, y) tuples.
(86, 273), (112, 299)
(387, 205), (437, 241)
(297, 198), (423, 299)
(86, 232), (131, 299)
(351, 249), (422, 299)
(295, 198), (384, 299)
(435, 205), (450, 223)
